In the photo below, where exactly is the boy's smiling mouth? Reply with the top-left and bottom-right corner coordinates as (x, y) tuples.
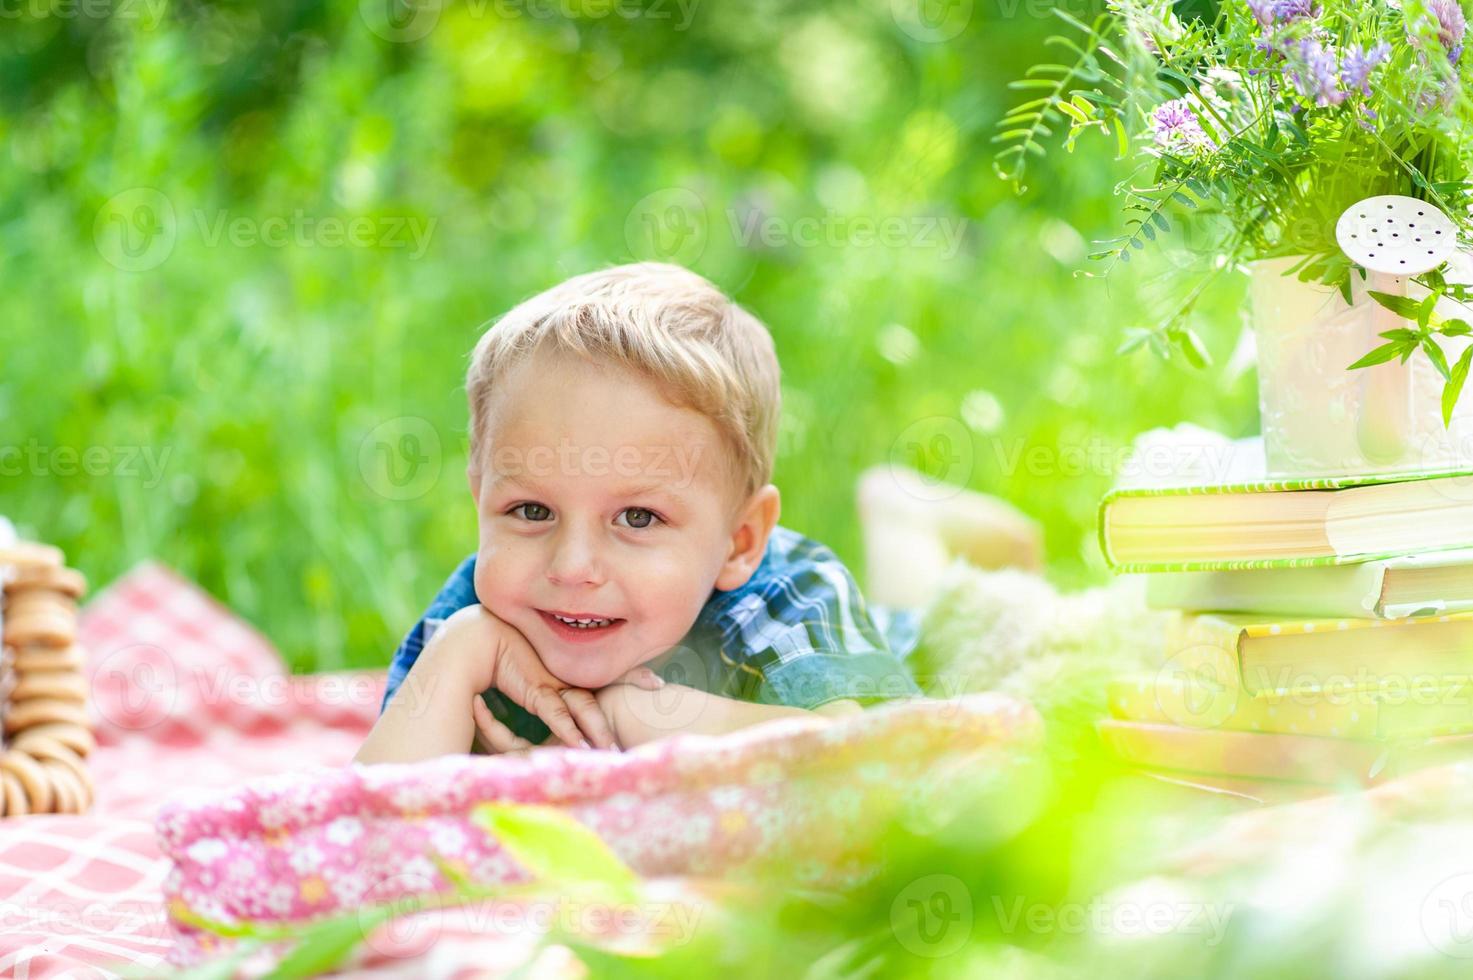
(537, 609), (627, 641)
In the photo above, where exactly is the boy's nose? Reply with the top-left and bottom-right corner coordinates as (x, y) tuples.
(545, 528), (606, 587)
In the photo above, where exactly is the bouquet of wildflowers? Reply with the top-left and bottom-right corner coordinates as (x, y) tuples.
(997, 0), (1473, 394)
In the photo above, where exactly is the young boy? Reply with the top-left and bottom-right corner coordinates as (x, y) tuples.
(353, 263), (922, 765)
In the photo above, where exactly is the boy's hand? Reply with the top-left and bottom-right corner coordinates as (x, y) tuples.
(433, 604), (662, 752)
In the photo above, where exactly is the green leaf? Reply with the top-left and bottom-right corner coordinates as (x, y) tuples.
(1441, 318), (1473, 337)
(1070, 93), (1095, 115)
(471, 803), (638, 894)
(1346, 342), (1405, 370)
(1056, 100), (1089, 124)
(1113, 115), (1128, 159)
(1423, 336), (1452, 381)
(1378, 328), (1419, 342)
(1446, 347), (1473, 425)
(266, 906), (399, 980)
(1117, 327), (1152, 354)
(1417, 291), (1441, 329)
(1368, 290), (1424, 320)
(1175, 328), (1211, 369)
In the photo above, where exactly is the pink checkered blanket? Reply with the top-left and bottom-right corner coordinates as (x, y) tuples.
(1, 563), (1044, 979)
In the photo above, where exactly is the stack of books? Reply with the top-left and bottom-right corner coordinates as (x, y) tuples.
(1097, 442), (1473, 799)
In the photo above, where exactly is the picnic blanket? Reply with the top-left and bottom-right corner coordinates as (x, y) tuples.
(0, 563), (400, 979)
(0, 564), (1048, 979)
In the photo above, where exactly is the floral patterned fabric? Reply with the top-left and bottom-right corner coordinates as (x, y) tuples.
(156, 692), (1043, 968)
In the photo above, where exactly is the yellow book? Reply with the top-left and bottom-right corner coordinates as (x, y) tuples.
(1108, 675), (1473, 740)
(1160, 609), (1473, 697)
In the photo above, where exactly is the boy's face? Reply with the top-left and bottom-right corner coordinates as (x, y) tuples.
(468, 346), (770, 689)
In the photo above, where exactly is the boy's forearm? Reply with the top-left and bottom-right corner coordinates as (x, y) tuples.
(353, 645), (480, 765)
(598, 685), (854, 747)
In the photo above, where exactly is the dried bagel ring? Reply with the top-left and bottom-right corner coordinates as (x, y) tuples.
(5, 566), (86, 598)
(12, 721), (95, 756)
(3, 609), (76, 648)
(0, 750), (52, 814)
(0, 543), (64, 570)
(12, 671), (89, 704)
(0, 771), (27, 817)
(42, 761), (79, 814)
(13, 645), (86, 673)
(4, 588), (76, 612)
(4, 698), (90, 735)
(15, 734), (90, 793)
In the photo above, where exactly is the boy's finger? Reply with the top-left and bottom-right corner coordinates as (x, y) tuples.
(561, 688), (620, 751)
(473, 696), (526, 754)
(524, 685), (590, 749)
(617, 667), (665, 691)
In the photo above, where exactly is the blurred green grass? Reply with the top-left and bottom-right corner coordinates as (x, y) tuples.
(1, 1), (1255, 673)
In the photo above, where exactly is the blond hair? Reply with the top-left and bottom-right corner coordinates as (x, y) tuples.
(465, 263), (781, 502)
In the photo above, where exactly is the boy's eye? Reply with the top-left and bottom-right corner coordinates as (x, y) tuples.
(511, 503), (552, 522)
(618, 507), (660, 529)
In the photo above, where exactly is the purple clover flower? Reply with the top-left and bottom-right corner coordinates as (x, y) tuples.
(1151, 98), (1215, 153)
(1340, 41), (1391, 96)
(1427, 0), (1467, 63)
(1290, 38), (1346, 106)
(1248, 0), (1319, 56)
(1248, 0), (1316, 27)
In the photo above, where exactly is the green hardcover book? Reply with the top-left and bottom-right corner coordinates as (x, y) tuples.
(1140, 548), (1473, 619)
(1098, 465), (1473, 573)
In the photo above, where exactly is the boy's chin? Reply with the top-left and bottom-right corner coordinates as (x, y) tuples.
(541, 653), (624, 690)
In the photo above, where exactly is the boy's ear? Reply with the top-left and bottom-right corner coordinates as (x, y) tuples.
(715, 483), (780, 591)
(467, 464), (481, 502)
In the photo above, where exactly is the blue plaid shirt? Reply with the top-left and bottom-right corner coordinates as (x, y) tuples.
(379, 525), (923, 743)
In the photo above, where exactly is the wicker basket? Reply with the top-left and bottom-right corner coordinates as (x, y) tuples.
(0, 542), (95, 815)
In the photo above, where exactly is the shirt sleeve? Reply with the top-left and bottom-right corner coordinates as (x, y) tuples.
(688, 526), (923, 710)
(380, 554), (479, 715)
